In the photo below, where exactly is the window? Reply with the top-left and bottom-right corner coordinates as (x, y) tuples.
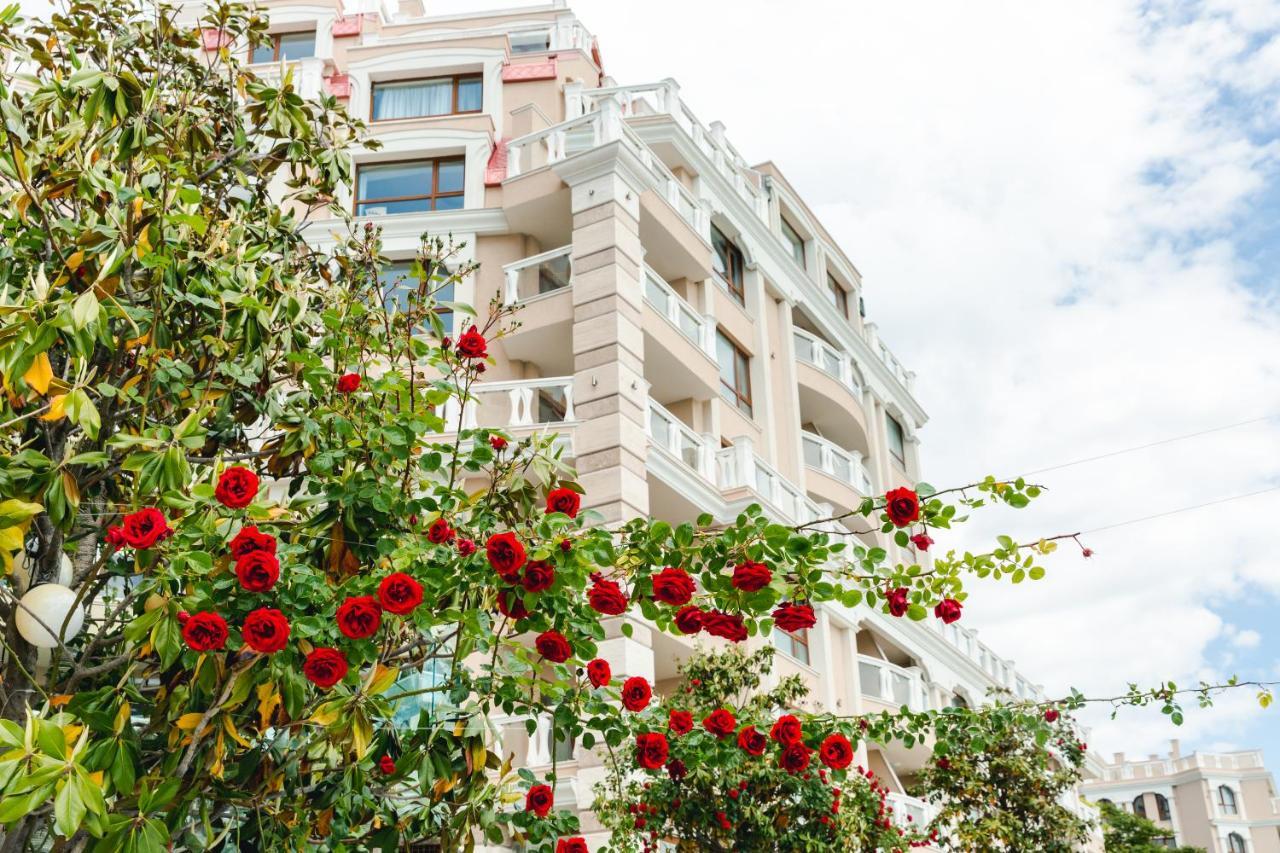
(826, 273), (849, 318)
(355, 158), (465, 215)
(509, 30), (550, 53)
(371, 75), (482, 121)
(773, 627), (809, 665)
(551, 730), (575, 762)
(781, 217), (805, 268)
(886, 414), (906, 468)
(1096, 798), (1113, 807)
(1227, 833), (1247, 853)
(378, 261), (454, 330)
(1132, 795), (1147, 818)
(1155, 793), (1170, 820)
(1218, 785), (1238, 816)
(716, 330), (752, 416)
(711, 225), (745, 305)
(250, 31), (315, 64)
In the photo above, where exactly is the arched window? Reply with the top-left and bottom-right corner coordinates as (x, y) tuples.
(1218, 785), (1239, 816)
(1227, 832), (1247, 853)
(1132, 794), (1147, 818)
(1155, 792), (1170, 820)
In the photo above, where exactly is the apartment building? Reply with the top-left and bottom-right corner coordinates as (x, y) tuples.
(192, 0), (1103, 847)
(1084, 742), (1280, 853)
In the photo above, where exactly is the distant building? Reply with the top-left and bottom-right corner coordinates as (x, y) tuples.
(1084, 740), (1280, 852)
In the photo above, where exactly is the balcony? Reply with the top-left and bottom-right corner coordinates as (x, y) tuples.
(443, 377), (576, 454)
(502, 245), (572, 306)
(248, 56), (328, 100)
(642, 267), (720, 401)
(647, 399), (716, 483)
(858, 654), (928, 712)
(499, 247), (574, 372)
(801, 431), (873, 511)
(794, 329), (863, 400)
(885, 792), (937, 833)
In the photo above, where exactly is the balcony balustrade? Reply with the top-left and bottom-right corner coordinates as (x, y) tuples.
(643, 266), (715, 357)
(442, 376), (575, 432)
(801, 430), (873, 495)
(885, 792), (936, 832)
(646, 399), (716, 482)
(857, 654), (928, 712)
(794, 328), (863, 399)
(502, 245), (573, 306)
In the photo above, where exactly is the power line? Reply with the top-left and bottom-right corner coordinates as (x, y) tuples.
(1019, 416), (1275, 477)
(1080, 485), (1280, 535)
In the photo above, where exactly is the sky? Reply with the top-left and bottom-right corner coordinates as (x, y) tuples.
(557, 0), (1280, 765)
(17, 0), (1280, 766)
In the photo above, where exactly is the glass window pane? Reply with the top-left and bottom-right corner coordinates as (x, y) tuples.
(457, 78), (483, 111)
(251, 41), (275, 64)
(277, 31), (315, 61)
(782, 218), (805, 267)
(433, 194), (464, 211)
(437, 160), (465, 193)
(380, 261), (415, 310)
(357, 198), (432, 216)
(886, 415), (906, 464)
(510, 30), (550, 53)
(716, 332), (736, 387)
(373, 79), (452, 120)
(358, 162), (432, 202)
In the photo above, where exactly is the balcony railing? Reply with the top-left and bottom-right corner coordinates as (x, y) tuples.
(794, 329), (863, 399)
(643, 267), (715, 357)
(502, 245), (572, 306)
(801, 431), (873, 495)
(885, 792), (936, 831)
(565, 78), (770, 223)
(249, 56), (327, 100)
(506, 103), (710, 241)
(862, 322), (915, 393)
(646, 399), (716, 482)
(443, 377), (575, 431)
(857, 654), (927, 712)
(716, 443), (813, 525)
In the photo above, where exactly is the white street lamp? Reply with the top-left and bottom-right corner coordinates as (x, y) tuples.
(15, 583), (85, 648)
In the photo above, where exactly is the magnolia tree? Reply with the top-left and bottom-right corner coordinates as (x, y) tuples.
(0, 2), (1259, 852)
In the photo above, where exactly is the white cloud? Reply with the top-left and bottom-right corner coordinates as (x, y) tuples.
(573, 0), (1280, 755)
(1232, 629), (1262, 648)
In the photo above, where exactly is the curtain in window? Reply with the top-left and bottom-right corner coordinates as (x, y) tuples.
(373, 81), (452, 120)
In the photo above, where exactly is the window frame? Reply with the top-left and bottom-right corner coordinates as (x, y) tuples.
(1227, 832), (1247, 853)
(827, 272), (849, 318)
(1218, 785), (1239, 815)
(716, 329), (752, 416)
(781, 216), (806, 269)
(886, 413), (907, 468)
(250, 31), (316, 64)
(1155, 793), (1170, 821)
(1132, 794), (1147, 818)
(711, 225), (746, 305)
(773, 626), (810, 665)
(353, 156), (466, 216)
(369, 74), (484, 122)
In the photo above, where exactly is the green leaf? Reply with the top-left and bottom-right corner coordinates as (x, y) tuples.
(55, 778), (86, 837)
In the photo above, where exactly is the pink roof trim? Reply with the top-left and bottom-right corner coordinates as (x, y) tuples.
(502, 59), (557, 82)
(484, 139), (509, 186)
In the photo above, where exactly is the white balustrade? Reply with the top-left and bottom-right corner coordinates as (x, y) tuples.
(442, 377), (575, 432)
(643, 267), (714, 356)
(885, 792), (935, 831)
(251, 56), (326, 99)
(646, 399), (715, 482)
(502, 246), (572, 305)
(794, 328), (862, 399)
(801, 431), (873, 495)
(857, 655), (928, 711)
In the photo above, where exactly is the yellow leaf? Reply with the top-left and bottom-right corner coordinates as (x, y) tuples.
(62, 724), (83, 749)
(61, 470), (80, 508)
(256, 682), (281, 732)
(64, 250), (84, 272)
(222, 715), (251, 747)
(40, 394), (66, 421)
(1261, 691), (1274, 710)
(23, 353), (53, 395)
(366, 664), (398, 696)
(175, 712), (205, 732)
(350, 711), (372, 758)
(432, 775), (458, 799)
(113, 702), (131, 734)
(88, 771), (104, 786)
(311, 699), (344, 727)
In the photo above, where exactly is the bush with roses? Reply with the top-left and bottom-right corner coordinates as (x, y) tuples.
(0, 2), (1106, 851)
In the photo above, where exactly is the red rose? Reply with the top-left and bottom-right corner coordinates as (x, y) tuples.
(621, 676), (651, 712)
(819, 733), (853, 770)
(673, 606), (704, 635)
(910, 533), (934, 551)
(242, 607), (290, 654)
(489, 434), (508, 452)
(525, 783), (554, 818)
(588, 578), (628, 616)
(522, 559), (555, 593)
(535, 630), (572, 663)
(545, 487), (581, 519)
(486, 532), (526, 582)
(884, 487), (920, 527)
(651, 567), (694, 606)
(336, 372), (361, 394)
(886, 587), (909, 618)
(215, 466), (259, 509)
(934, 598), (962, 624)
(771, 715), (803, 746)
(104, 525), (127, 551)
(427, 518), (454, 544)
(731, 560), (772, 592)
(586, 658), (611, 688)
(667, 758), (687, 781)
(936, 757), (951, 771)
(779, 742), (812, 774)
(120, 508), (171, 549)
(737, 725), (767, 756)
(668, 710), (693, 736)
(303, 647), (349, 689)
(379, 755), (396, 775)
(181, 611), (228, 651)
(635, 732), (669, 769)
(702, 610), (747, 642)
(455, 326), (488, 359)
(378, 572), (424, 615)
(235, 551), (280, 592)
(1044, 709), (1060, 723)
(702, 708), (736, 739)
(496, 588), (530, 620)
(456, 537), (477, 556)
(230, 525), (276, 559)
(772, 603), (816, 632)
(556, 839), (588, 853)
(336, 595), (382, 639)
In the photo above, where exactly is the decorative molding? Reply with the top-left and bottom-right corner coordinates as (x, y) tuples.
(502, 59), (557, 82)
